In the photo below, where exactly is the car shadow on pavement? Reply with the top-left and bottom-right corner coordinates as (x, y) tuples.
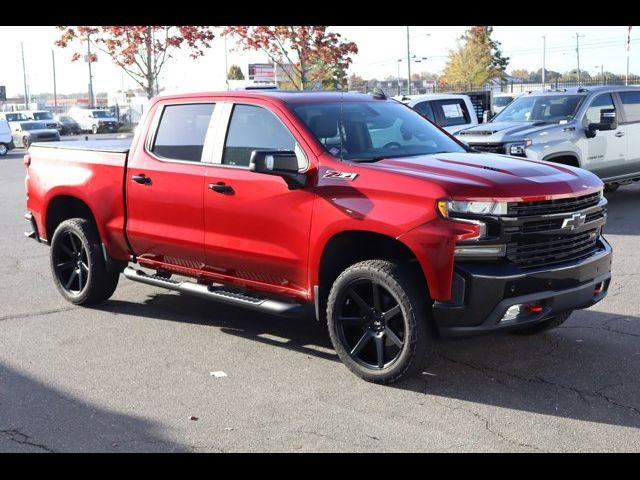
(603, 187), (640, 235)
(0, 362), (190, 452)
(96, 292), (640, 430)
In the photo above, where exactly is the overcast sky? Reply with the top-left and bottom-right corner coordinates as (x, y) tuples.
(0, 26), (636, 97)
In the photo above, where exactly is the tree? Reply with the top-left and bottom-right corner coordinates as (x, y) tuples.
(227, 64), (245, 80)
(223, 26), (358, 90)
(55, 26), (216, 99)
(560, 69), (592, 82)
(510, 69), (529, 80)
(442, 26), (509, 87)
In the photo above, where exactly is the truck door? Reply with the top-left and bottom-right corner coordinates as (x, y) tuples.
(203, 102), (314, 299)
(616, 90), (640, 176)
(582, 93), (626, 179)
(126, 101), (218, 268)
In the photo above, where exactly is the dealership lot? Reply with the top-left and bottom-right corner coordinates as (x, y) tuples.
(1, 148), (639, 452)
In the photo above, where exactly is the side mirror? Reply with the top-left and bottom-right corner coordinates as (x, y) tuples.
(249, 150), (307, 190)
(587, 108), (617, 137)
(482, 109), (493, 123)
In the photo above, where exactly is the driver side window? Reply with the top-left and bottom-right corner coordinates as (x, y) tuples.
(585, 94), (615, 124)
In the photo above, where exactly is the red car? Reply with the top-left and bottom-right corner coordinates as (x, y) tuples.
(24, 89), (612, 384)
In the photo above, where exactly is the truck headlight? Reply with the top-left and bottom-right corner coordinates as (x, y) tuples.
(506, 140), (532, 156)
(438, 200), (509, 217)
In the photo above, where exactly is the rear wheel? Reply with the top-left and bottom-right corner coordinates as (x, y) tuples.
(92, 125), (98, 134)
(510, 311), (572, 335)
(22, 136), (31, 148)
(50, 218), (119, 305)
(327, 260), (432, 384)
(0, 143), (7, 156)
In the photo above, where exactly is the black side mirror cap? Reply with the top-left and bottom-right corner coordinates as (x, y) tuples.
(249, 150), (308, 190)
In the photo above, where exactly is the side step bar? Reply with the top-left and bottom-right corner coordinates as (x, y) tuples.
(123, 266), (308, 318)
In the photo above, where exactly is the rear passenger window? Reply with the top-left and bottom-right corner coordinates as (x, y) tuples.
(151, 103), (214, 162)
(413, 101), (436, 122)
(619, 91), (640, 123)
(222, 104), (296, 167)
(435, 99), (470, 127)
(585, 94), (615, 124)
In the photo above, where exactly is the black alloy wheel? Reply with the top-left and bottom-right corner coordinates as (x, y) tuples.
(327, 260), (432, 384)
(52, 230), (90, 295)
(336, 278), (406, 370)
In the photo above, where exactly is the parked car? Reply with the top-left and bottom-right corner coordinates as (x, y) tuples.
(0, 112), (30, 130)
(67, 107), (119, 134)
(492, 92), (520, 115)
(20, 110), (62, 132)
(395, 93), (478, 134)
(12, 121), (60, 148)
(25, 89), (611, 384)
(0, 119), (16, 156)
(456, 86), (640, 192)
(55, 115), (81, 135)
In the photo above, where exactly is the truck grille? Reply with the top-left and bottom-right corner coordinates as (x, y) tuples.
(507, 228), (600, 268)
(507, 192), (601, 216)
(468, 143), (505, 154)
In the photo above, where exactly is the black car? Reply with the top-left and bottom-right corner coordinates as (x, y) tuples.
(55, 115), (81, 135)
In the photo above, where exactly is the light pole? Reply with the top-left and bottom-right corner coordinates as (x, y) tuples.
(575, 33), (585, 86)
(595, 64), (604, 84)
(541, 36), (546, 89)
(87, 34), (94, 108)
(398, 56), (428, 95)
(52, 50), (57, 112)
(21, 42), (29, 108)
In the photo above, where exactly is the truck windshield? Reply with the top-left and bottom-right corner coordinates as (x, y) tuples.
(33, 112), (54, 120)
(5, 113), (29, 122)
(493, 96), (514, 108)
(292, 101), (466, 162)
(20, 122), (47, 131)
(493, 94), (584, 123)
(92, 111), (111, 118)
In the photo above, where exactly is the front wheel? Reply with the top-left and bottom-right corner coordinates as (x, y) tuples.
(22, 136), (31, 149)
(50, 218), (119, 305)
(0, 143), (7, 156)
(327, 260), (433, 384)
(92, 125), (98, 134)
(604, 183), (620, 193)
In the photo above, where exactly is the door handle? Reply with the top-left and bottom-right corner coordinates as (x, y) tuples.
(131, 174), (152, 185)
(208, 182), (234, 194)
(615, 132), (625, 137)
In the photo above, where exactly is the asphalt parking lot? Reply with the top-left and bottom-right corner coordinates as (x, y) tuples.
(1, 145), (639, 452)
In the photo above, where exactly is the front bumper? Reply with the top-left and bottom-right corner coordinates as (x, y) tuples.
(433, 237), (612, 336)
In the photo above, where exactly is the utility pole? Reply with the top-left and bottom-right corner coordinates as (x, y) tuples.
(21, 42), (29, 108)
(224, 34), (229, 91)
(52, 50), (58, 112)
(627, 26), (632, 86)
(541, 36), (546, 88)
(87, 34), (94, 108)
(406, 26), (412, 95)
(575, 33), (585, 86)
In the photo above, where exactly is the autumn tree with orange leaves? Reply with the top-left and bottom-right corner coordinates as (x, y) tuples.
(55, 26), (216, 99)
(223, 26), (358, 90)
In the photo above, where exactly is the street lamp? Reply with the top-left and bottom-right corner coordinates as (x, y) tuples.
(405, 27), (431, 94)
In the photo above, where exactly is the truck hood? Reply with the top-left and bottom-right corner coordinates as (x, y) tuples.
(369, 152), (602, 200)
(455, 121), (567, 142)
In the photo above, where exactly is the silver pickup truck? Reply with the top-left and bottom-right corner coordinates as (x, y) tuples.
(456, 86), (640, 192)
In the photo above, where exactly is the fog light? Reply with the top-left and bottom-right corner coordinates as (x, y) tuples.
(501, 304), (523, 322)
(454, 245), (506, 257)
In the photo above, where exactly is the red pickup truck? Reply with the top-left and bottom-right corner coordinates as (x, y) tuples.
(24, 89), (612, 384)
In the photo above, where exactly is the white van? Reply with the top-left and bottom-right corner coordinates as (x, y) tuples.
(0, 119), (15, 156)
(395, 93), (479, 134)
(67, 107), (118, 134)
(20, 110), (61, 131)
(0, 112), (30, 130)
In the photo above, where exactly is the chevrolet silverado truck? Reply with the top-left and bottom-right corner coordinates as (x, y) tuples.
(24, 89), (612, 384)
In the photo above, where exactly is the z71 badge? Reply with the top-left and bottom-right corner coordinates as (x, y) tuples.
(323, 170), (358, 181)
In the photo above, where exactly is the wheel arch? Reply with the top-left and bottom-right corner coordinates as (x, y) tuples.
(542, 152), (581, 168)
(45, 195), (102, 243)
(315, 230), (432, 319)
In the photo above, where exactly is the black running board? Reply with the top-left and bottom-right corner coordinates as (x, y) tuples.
(123, 266), (308, 318)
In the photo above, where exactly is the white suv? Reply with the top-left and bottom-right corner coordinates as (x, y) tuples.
(395, 93), (478, 134)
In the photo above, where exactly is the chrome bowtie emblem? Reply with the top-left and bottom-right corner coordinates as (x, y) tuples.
(561, 213), (587, 230)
